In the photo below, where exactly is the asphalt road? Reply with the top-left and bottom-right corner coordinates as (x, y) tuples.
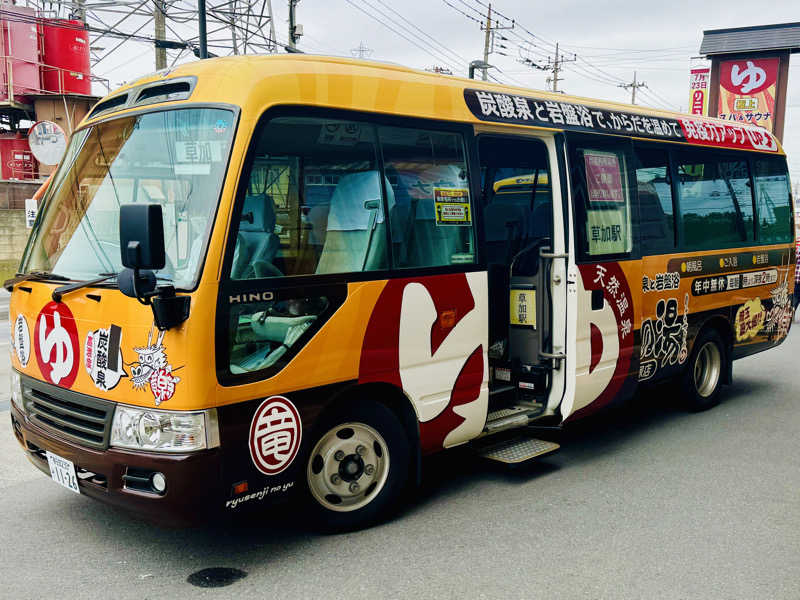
(1, 310), (799, 599)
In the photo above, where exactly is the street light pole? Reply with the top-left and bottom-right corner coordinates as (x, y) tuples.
(469, 60), (492, 80)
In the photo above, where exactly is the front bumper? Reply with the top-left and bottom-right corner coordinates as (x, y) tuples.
(10, 403), (223, 526)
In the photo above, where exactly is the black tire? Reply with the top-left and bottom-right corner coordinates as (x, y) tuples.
(681, 328), (726, 412)
(304, 401), (410, 533)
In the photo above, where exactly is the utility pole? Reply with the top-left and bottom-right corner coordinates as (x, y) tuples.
(550, 42), (562, 92)
(481, 3), (492, 81)
(545, 43), (575, 93)
(519, 39), (573, 92)
(198, 0), (208, 58)
(479, 3), (514, 81)
(154, 0), (166, 70)
(288, 0), (301, 50)
(618, 71), (647, 104)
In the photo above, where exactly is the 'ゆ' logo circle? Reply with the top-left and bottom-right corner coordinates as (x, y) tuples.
(248, 396), (302, 476)
(34, 301), (80, 388)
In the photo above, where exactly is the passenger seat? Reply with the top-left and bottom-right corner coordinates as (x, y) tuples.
(316, 171), (393, 273)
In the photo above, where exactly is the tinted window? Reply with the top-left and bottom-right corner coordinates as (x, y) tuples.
(676, 151), (753, 249)
(754, 157), (793, 243)
(479, 137), (552, 266)
(231, 117), (388, 279)
(570, 141), (634, 258)
(635, 146), (674, 254)
(378, 126), (474, 268)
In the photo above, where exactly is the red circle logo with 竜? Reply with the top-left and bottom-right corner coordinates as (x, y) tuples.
(249, 396), (302, 476)
(34, 301), (80, 388)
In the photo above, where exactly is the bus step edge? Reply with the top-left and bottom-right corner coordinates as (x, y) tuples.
(477, 436), (560, 465)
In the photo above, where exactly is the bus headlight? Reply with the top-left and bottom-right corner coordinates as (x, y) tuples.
(10, 371), (23, 412)
(110, 405), (220, 453)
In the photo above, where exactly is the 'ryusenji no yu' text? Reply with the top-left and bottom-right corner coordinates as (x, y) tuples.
(472, 90), (682, 138)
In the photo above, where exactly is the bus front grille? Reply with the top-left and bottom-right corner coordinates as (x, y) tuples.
(23, 379), (114, 450)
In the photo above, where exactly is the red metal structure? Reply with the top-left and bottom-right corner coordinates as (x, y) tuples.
(0, 132), (37, 179)
(0, 5), (40, 105)
(40, 18), (91, 95)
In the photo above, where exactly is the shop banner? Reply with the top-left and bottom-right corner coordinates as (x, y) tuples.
(718, 58), (779, 132)
(689, 67), (710, 116)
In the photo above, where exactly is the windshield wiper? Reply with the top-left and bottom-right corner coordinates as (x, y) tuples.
(3, 270), (71, 291)
(52, 273), (116, 302)
(30, 270), (71, 281)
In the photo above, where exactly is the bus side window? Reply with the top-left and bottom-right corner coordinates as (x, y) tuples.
(225, 116), (388, 376)
(570, 140), (634, 259)
(635, 146), (675, 254)
(229, 117), (388, 280)
(675, 150), (753, 249)
(378, 126), (475, 268)
(753, 157), (793, 243)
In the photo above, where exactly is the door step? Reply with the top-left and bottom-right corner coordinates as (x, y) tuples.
(477, 436), (560, 464)
(480, 403), (546, 438)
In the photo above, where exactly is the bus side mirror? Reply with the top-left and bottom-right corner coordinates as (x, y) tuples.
(120, 204), (166, 270)
(117, 268), (156, 299)
(117, 203), (189, 330)
(119, 204), (164, 301)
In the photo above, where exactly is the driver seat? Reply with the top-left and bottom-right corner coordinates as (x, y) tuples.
(232, 193), (280, 279)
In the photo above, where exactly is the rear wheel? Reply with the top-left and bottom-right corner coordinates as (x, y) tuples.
(305, 401), (410, 532)
(682, 328), (725, 412)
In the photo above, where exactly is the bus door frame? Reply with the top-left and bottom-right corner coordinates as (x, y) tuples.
(472, 124), (572, 418)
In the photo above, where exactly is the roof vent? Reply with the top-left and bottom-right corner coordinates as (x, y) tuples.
(135, 81), (192, 105)
(87, 93), (128, 119)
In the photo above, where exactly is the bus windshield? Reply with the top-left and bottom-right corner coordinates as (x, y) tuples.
(21, 107), (236, 289)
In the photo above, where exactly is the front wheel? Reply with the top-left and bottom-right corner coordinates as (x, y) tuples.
(682, 328), (726, 412)
(305, 401), (410, 532)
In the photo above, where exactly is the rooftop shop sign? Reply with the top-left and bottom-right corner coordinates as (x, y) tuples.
(718, 58), (779, 133)
(464, 88), (778, 153)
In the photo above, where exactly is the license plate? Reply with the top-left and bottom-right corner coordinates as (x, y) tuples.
(45, 451), (80, 494)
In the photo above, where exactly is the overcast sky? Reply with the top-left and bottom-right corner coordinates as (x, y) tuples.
(97, 0), (800, 186)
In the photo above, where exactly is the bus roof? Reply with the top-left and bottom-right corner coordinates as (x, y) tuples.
(84, 54), (785, 156)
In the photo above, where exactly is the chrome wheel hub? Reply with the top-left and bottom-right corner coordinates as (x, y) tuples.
(307, 422), (389, 512)
(694, 341), (721, 398)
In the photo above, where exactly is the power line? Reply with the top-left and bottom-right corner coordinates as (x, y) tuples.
(454, 0), (684, 107)
(560, 43), (695, 53)
(359, 0), (463, 73)
(375, 0), (469, 66)
(441, 0), (482, 26)
(343, 0), (462, 76)
(453, 0), (487, 20)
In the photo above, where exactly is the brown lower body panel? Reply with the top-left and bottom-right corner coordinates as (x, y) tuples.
(10, 404), (223, 526)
